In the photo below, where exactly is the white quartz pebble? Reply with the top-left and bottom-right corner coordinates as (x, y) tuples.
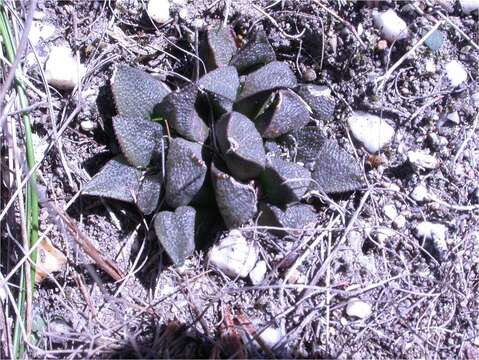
(249, 260), (267, 285)
(459, 0), (479, 14)
(348, 112), (395, 154)
(407, 150), (438, 170)
(147, 0), (170, 24)
(445, 60), (468, 87)
(411, 184), (430, 202)
(415, 221), (448, 255)
(208, 230), (258, 278)
(45, 46), (85, 90)
(257, 326), (284, 349)
(346, 298), (372, 319)
(373, 9), (409, 42)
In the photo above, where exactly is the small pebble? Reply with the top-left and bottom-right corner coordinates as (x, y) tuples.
(407, 150), (438, 170)
(459, 0), (479, 14)
(393, 215), (406, 229)
(45, 46), (85, 90)
(346, 298), (372, 319)
(377, 39), (388, 51)
(471, 91), (479, 107)
(445, 60), (468, 87)
(191, 18), (206, 29)
(257, 326), (284, 349)
(348, 112), (395, 154)
(80, 120), (95, 132)
(425, 60), (436, 74)
(415, 221), (448, 254)
(178, 7), (189, 20)
(411, 184), (430, 202)
(249, 260), (267, 285)
(383, 204), (398, 221)
(147, 0), (170, 24)
(375, 227), (395, 243)
(446, 111), (460, 124)
(373, 9), (409, 42)
(208, 230), (258, 278)
(302, 68), (317, 82)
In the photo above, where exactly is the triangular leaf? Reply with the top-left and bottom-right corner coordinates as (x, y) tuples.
(111, 65), (170, 118)
(205, 26), (237, 70)
(82, 157), (141, 203)
(211, 162), (257, 229)
(311, 139), (364, 194)
(295, 84), (335, 121)
(259, 157), (311, 205)
(154, 206), (196, 266)
(258, 202), (316, 236)
(237, 61), (297, 101)
(216, 111), (265, 181)
(255, 89), (310, 138)
(165, 138), (208, 208)
(112, 115), (165, 168)
(156, 84), (209, 143)
(229, 29), (276, 73)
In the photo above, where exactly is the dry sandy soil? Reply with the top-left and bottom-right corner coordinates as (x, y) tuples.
(1, 0), (479, 358)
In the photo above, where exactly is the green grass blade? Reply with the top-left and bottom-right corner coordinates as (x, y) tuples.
(0, 2), (39, 358)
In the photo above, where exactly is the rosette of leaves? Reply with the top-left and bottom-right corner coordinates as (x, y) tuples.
(83, 26), (364, 267)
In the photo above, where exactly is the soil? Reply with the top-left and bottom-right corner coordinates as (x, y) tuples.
(2, 0), (479, 358)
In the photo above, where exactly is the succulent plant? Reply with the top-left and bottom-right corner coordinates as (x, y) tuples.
(82, 26), (364, 266)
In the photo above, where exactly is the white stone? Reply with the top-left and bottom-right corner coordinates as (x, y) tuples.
(459, 0), (479, 14)
(208, 230), (258, 278)
(411, 184), (430, 202)
(0, 273), (6, 302)
(373, 9), (409, 42)
(80, 120), (95, 132)
(425, 60), (436, 74)
(178, 7), (189, 20)
(147, 0), (170, 24)
(346, 298), (372, 319)
(348, 112), (395, 153)
(446, 111), (460, 124)
(257, 326), (284, 349)
(383, 204), (398, 221)
(393, 215), (406, 229)
(472, 92), (479, 107)
(407, 150), (439, 170)
(29, 22), (56, 46)
(375, 227), (395, 243)
(45, 46), (85, 90)
(249, 260), (267, 285)
(415, 221), (448, 254)
(445, 60), (468, 87)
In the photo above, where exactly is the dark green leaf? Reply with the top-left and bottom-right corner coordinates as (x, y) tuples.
(229, 29), (275, 73)
(237, 61), (297, 101)
(216, 111), (266, 181)
(154, 206), (196, 266)
(295, 84), (335, 121)
(205, 26), (237, 70)
(82, 157), (141, 203)
(258, 203), (316, 236)
(111, 65), (170, 118)
(165, 138), (208, 208)
(260, 157), (311, 205)
(137, 172), (162, 215)
(112, 115), (165, 168)
(255, 89), (310, 138)
(211, 162), (257, 229)
(311, 139), (364, 194)
(156, 84), (209, 143)
(82, 157), (161, 214)
(198, 65), (239, 114)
